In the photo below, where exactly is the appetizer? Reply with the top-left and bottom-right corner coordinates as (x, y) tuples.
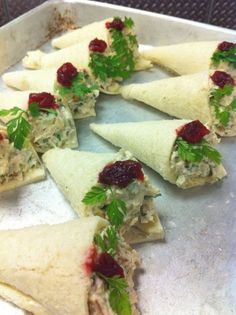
(0, 217), (140, 315)
(2, 63), (100, 119)
(90, 120), (227, 189)
(142, 41), (236, 76)
(54, 62), (99, 119)
(22, 17), (152, 93)
(0, 91), (78, 153)
(121, 70), (236, 136)
(0, 126), (45, 193)
(42, 148), (164, 243)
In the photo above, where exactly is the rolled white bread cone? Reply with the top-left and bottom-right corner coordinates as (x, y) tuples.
(22, 41), (91, 70)
(120, 71), (212, 126)
(90, 120), (186, 184)
(42, 148), (164, 243)
(142, 41), (219, 75)
(0, 218), (110, 315)
(2, 69), (56, 92)
(90, 120), (226, 187)
(52, 18), (112, 49)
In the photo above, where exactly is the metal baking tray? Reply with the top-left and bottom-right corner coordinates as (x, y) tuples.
(0, 1), (235, 314)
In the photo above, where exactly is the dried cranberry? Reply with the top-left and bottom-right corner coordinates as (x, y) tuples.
(177, 120), (210, 144)
(89, 38), (107, 53)
(0, 133), (6, 141)
(99, 160), (144, 188)
(106, 18), (124, 31)
(84, 246), (98, 275)
(93, 252), (124, 278)
(57, 62), (78, 87)
(218, 41), (235, 51)
(210, 71), (235, 88)
(28, 92), (59, 111)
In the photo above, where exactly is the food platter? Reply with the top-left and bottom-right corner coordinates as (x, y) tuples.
(0, 1), (235, 314)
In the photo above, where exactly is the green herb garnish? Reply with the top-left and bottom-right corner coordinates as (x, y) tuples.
(101, 275), (132, 315)
(89, 17), (137, 82)
(0, 102), (58, 149)
(211, 45), (236, 68)
(94, 226), (118, 257)
(0, 107), (31, 150)
(82, 185), (107, 205)
(28, 102), (58, 118)
(210, 84), (235, 127)
(106, 192), (127, 228)
(82, 185), (127, 228)
(176, 138), (221, 165)
(57, 72), (98, 99)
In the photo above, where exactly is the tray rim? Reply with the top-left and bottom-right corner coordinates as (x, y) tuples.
(1, 0), (236, 36)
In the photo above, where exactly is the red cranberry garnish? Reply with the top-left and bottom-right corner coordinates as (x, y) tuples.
(106, 18), (124, 31)
(99, 160), (144, 188)
(57, 62), (78, 87)
(28, 92), (59, 111)
(210, 71), (235, 88)
(0, 133), (6, 141)
(84, 246), (98, 275)
(177, 120), (210, 144)
(89, 38), (107, 53)
(218, 41), (235, 51)
(93, 252), (124, 278)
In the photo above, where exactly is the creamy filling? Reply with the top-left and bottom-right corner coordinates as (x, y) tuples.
(54, 77), (99, 118)
(88, 237), (140, 315)
(84, 151), (158, 235)
(209, 80), (236, 137)
(0, 137), (39, 184)
(170, 134), (225, 188)
(29, 106), (76, 153)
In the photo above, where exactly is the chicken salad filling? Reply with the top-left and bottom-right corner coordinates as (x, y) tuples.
(171, 120), (226, 188)
(87, 226), (140, 315)
(82, 151), (160, 236)
(0, 131), (39, 184)
(55, 64), (99, 118)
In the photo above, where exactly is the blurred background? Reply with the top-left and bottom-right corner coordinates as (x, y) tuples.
(0, 0), (236, 29)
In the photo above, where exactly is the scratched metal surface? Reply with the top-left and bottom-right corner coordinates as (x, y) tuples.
(0, 1), (235, 314)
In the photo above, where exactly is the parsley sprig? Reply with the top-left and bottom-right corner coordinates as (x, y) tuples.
(89, 17), (137, 82)
(101, 275), (132, 315)
(176, 138), (221, 165)
(82, 185), (127, 228)
(94, 226), (118, 257)
(0, 107), (31, 150)
(0, 103), (57, 149)
(210, 84), (235, 127)
(211, 45), (236, 68)
(57, 72), (98, 99)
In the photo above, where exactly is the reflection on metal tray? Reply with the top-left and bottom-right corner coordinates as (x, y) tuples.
(0, 1), (235, 314)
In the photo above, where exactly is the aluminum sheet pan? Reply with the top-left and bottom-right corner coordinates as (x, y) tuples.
(0, 1), (236, 314)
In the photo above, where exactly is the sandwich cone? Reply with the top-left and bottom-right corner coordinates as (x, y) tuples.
(22, 41), (91, 70)
(42, 148), (164, 243)
(142, 41), (219, 75)
(90, 120), (190, 184)
(121, 71), (212, 125)
(0, 218), (108, 315)
(90, 120), (227, 188)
